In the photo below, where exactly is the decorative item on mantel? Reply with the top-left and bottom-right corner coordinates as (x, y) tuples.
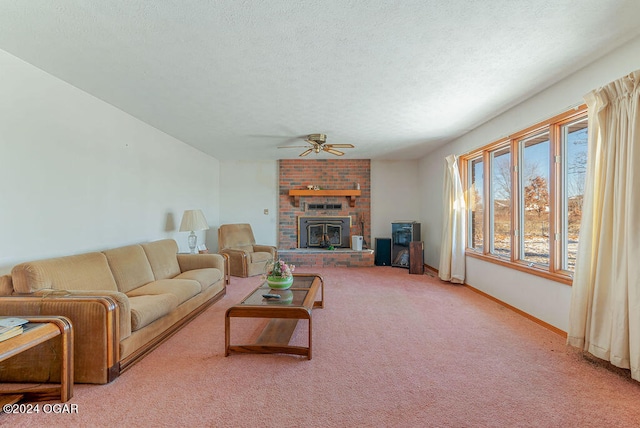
(265, 259), (295, 289)
(179, 209), (209, 254)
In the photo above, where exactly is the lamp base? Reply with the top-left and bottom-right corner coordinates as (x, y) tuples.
(187, 231), (197, 254)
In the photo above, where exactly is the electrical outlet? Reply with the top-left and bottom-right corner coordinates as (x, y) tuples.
(264, 209), (269, 215)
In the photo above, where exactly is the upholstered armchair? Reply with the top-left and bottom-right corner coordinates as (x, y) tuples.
(218, 223), (277, 277)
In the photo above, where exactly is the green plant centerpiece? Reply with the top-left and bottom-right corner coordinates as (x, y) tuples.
(265, 259), (295, 289)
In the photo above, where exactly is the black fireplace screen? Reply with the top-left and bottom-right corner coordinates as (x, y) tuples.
(298, 216), (351, 248)
(308, 224), (342, 247)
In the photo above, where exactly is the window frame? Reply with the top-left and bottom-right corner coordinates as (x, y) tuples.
(467, 154), (485, 253)
(460, 105), (587, 285)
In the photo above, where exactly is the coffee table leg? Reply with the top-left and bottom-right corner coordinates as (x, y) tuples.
(225, 313), (230, 357)
(59, 319), (73, 402)
(308, 317), (312, 360)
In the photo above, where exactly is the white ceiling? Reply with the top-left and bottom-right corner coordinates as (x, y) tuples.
(1, 1), (640, 160)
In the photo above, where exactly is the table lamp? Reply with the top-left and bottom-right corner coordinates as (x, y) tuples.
(179, 209), (209, 253)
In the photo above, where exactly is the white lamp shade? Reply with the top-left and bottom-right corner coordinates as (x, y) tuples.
(179, 209), (210, 232)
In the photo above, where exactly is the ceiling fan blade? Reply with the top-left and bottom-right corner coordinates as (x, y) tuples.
(323, 147), (344, 156)
(325, 144), (354, 148)
(299, 148), (313, 157)
(278, 145), (311, 149)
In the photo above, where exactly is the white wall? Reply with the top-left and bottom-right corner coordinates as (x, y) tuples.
(418, 35), (640, 331)
(218, 160), (278, 248)
(419, 153), (446, 268)
(0, 50), (220, 274)
(371, 160), (422, 248)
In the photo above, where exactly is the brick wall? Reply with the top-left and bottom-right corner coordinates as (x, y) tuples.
(279, 159), (371, 249)
(278, 249), (375, 267)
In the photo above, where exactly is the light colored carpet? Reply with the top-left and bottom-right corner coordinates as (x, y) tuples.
(3, 266), (640, 427)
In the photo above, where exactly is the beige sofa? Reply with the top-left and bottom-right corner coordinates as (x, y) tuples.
(0, 239), (226, 384)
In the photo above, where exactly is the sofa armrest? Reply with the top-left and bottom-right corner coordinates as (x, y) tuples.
(253, 245), (277, 258)
(0, 274), (13, 295)
(0, 294), (121, 384)
(31, 289), (131, 339)
(219, 248), (250, 277)
(177, 253), (225, 272)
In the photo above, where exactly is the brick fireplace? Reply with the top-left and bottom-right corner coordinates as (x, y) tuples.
(278, 159), (373, 267)
(278, 159), (371, 249)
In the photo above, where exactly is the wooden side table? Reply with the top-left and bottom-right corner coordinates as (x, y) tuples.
(0, 316), (73, 403)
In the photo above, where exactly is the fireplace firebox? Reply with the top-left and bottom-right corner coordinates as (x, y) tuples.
(298, 216), (352, 248)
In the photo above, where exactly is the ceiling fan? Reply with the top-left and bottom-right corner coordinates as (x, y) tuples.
(278, 134), (354, 157)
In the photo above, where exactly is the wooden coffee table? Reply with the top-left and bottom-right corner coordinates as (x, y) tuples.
(225, 273), (323, 359)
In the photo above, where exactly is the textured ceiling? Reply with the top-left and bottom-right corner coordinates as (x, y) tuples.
(1, 1), (640, 160)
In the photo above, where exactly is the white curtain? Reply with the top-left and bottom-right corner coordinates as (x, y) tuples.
(439, 154), (466, 283)
(567, 70), (640, 381)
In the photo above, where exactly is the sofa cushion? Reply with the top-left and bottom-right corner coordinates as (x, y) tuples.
(103, 245), (155, 293)
(175, 268), (222, 291)
(128, 294), (179, 331)
(126, 279), (201, 305)
(11, 252), (118, 294)
(141, 239), (181, 280)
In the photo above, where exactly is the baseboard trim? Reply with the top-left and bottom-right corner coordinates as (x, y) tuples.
(424, 264), (567, 338)
(463, 284), (567, 338)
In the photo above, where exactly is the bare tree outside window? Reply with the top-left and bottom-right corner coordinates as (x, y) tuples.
(491, 147), (511, 258)
(523, 176), (550, 220)
(520, 135), (550, 266)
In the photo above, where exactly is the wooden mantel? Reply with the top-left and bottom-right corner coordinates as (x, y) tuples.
(288, 189), (361, 207)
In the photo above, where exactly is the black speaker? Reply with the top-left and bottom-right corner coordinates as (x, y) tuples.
(375, 238), (392, 266)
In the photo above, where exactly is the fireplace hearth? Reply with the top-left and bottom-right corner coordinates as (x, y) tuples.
(298, 216), (352, 248)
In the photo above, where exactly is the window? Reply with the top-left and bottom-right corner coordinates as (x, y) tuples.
(561, 117), (588, 271)
(519, 131), (550, 267)
(490, 146), (511, 259)
(468, 156), (484, 252)
(461, 106), (587, 283)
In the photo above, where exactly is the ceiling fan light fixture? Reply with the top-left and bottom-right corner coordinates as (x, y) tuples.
(307, 133), (326, 143)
